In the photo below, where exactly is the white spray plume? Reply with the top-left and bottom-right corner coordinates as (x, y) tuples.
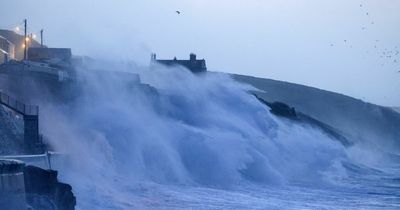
(39, 63), (348, 209)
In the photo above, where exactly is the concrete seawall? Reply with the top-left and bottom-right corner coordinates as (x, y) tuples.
(0, 158), (76, 209)
(0, 159), (27, 210)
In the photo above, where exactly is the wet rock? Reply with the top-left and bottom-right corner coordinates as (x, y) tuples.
(24, 165), (76, 210)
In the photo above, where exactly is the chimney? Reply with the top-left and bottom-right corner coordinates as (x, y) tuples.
(190, 53), (196, 61)
(151, 53), (156, 61)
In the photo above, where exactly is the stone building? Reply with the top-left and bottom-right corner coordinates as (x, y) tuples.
(151, 53), (207, 73)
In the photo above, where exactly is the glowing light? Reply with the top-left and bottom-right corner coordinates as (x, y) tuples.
(32, 34), (37, 39)
(15, 26), (20, 32)
(22, 44), (25, 48)
(25, 37), (30, 42)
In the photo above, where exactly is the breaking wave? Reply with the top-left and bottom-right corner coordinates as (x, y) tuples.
(38, 64), (399, 209)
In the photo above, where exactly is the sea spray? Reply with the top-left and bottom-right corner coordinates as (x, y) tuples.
(39, 64), (350, 208)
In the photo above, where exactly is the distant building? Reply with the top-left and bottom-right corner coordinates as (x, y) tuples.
(0, 49), (7, 64)
(0, 30), (41, 60)
(0, 36), (15, 64)
(151, 53), (207, 73)
(28, 47), (72, 69)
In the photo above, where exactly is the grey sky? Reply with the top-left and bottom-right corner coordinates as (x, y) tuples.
(1, 0), (400, 106)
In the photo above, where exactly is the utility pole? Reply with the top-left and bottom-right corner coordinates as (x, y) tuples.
(24, 19), (27, 60)
(40, 29), (43, 47)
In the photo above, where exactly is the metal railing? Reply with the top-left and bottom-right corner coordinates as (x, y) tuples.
(0, 92), (38, 116)
(0, 151), (64, 170)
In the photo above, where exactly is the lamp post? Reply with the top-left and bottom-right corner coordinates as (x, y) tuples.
(40, 29), (43, 47)
(23, 19), (27, 60)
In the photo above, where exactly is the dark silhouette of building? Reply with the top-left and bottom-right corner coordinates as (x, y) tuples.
(28, 47), (72, 69)
(151, 53), (207, 73)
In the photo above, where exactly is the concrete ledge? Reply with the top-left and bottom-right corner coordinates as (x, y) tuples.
(0, 159), (27, 210)
(0, 159), (25, 174)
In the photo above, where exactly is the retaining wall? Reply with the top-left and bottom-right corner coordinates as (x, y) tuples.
(0, 159), (27, 210)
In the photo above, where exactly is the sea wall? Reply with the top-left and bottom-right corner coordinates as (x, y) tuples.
(0, 159), (27, 210)
(0, 159), (76, 210)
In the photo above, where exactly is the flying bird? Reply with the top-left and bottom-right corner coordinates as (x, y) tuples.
(176, 11), (181, 14)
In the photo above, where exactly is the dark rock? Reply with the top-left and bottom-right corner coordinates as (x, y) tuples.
(253, 93), (350, 146)
(24, 165), (76, 210)
(269, 102), (297, 118)
(253, 93), (297, 118)
(235, 74), (400, 152)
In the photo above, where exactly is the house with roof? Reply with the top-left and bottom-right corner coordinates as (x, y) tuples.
(151, 53), (207, 73)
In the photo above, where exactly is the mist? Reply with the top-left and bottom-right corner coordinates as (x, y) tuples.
(1, 0), (399, 106)
(34, 63), (359, 208)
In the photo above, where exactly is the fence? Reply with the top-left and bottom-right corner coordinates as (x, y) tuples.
(0, 91), (38, 116)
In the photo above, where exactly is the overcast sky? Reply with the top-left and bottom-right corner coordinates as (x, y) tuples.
(1, 0), (400, 106)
